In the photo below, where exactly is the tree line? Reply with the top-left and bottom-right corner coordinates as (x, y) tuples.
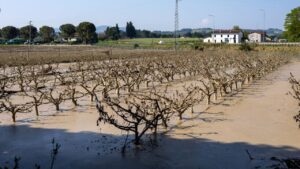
(0, 21), (189, 44)
(0, 21), (139, 44)
(0, 22), (98, 44)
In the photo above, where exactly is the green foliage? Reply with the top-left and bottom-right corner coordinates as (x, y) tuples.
(133, 43), (139, 48)
(0, 39), (6, 44)
(39, 26), (55, 43)
(97, 38), (201, 49)
(233, 25), (241, 31)
(19, 25), (38, 40)
(105, 24), (121, 40)
(242, 31), (249, 42)
(59, 24), (76, 39)
(284, 7), (300, 42)
(192, 42), (204, 51)
(126, 21), (136, 39)
(1, 26), (19, 40)
(136, 30), (152, 38)
(184, 32), (204, 38)
(239, 42), (253, 51)
(76, 22), (97, 44)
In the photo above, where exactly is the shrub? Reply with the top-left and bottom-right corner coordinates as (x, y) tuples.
(133, 43), (139, 49)
(239, 43), (253, 51)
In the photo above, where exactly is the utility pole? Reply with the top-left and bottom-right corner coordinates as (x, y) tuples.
(174, 0), (179, 51)
(174, 0), (181, 52)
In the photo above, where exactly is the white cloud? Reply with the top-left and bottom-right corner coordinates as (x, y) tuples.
(200, 18), (210, 26)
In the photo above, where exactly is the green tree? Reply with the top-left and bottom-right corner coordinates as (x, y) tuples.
(1, 26), (19, 40)
(242, 31), (249, 42)
(20, 25), (38, 40)
(59, 24), (76, 40)
(39, 26), (55, 43)
(136, 30), (152, 38)
(284, 7), (300, 42)
(126, 21), (136, 39)
(233, 25), (241, 31)
(105, 24), (121, 40)
(116, 24), (121, 38)
(76, 22), (97, 44)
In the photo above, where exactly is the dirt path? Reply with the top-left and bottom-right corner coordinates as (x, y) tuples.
(1, 62), (300, 169)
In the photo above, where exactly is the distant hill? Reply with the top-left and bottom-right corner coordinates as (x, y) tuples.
(266, 28), (283, 37)
(96, 25), (109, 33)
(191, 28), (213, 34)
(153, 28), (213, 36)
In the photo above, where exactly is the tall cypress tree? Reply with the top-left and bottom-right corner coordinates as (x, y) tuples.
(126, 22), (136, 39)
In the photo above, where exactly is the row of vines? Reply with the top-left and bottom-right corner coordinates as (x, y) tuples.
(0, 50), (290, 145)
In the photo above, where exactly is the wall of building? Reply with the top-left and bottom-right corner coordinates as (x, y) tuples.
(248, 33), (263, 43)
(211, 33), (242, 44)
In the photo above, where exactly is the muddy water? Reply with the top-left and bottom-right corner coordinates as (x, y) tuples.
(1, 62), (300, 169)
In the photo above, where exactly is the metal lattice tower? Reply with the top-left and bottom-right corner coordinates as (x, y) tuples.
(174, 0), (180, 51)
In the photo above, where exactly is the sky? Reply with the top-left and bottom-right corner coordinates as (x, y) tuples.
(0, 0), (299, 31)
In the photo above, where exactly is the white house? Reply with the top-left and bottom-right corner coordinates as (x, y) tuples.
(248, 32), (266, 43)
(205, 30), (243, 44)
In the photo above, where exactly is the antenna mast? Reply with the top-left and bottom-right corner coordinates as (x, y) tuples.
(174, 0), (179, 51)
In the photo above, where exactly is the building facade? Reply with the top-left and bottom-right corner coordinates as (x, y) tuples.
(208, 30), (243, 44)
(248, 32), (266, 43)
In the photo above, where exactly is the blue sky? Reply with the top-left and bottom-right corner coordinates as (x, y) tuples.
(0, 0), (299, 30)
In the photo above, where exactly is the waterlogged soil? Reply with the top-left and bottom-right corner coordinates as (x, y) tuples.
(1, 62), (300, 169)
